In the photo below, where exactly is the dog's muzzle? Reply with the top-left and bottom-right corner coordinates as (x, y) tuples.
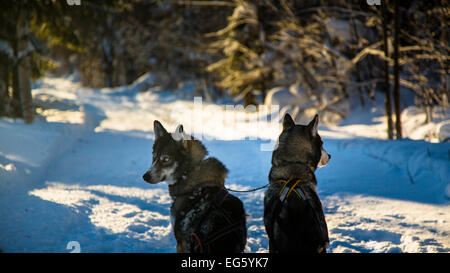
(318, 148), (331, 167)
(142, 171), (152, 183)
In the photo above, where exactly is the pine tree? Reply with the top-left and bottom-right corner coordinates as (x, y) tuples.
(0, 0), (122, 122)
(207, 0), (273, 106)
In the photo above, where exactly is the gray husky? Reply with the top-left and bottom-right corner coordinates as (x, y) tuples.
(264, 113), (330, 253)
(142, 121), (247, 253)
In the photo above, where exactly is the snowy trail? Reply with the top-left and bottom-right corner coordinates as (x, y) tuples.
(0, 76), (449, 253)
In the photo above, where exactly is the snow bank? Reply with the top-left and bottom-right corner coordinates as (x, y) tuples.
(319, 138), (449, 204)
(0, 117), (71, 191)
(401, 106), (450, 143)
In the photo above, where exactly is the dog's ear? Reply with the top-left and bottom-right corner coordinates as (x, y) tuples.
(173, 124), (207, 161)
(307, 114), (319, 137)
(282, 113), (295, 130)
(172, 124), (185, 143)
(154, 120), (168, 140)
(176, 124), (184, 134)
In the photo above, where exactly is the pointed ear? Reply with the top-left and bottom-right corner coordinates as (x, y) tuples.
(172, 124), (185, 142)
(175, 124), (184, 135)
(154, 120), (168, 140)
(307, 114), (319, 137)
(282, 113), (295, 130)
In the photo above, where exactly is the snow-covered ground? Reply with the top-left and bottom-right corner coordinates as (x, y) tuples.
(0, 75), (449, 253)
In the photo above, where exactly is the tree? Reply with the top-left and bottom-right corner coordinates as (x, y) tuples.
(1, 1), (52, 122)
(70, 0), (231, 92)
(207, 0), (274, 106)
(398, 0), (449, 124)
(393, 0), (402, 139)
(382, 1), (394, 139)
(0, 0), (123, 122)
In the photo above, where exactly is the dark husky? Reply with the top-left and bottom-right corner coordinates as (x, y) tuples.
(143, 121), (247, 253)
(264, 113), (330, 253)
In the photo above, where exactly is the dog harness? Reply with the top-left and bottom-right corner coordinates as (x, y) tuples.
(190, 186), (244, 253)
(276, 177), (308, 202)
(269, 177), (329, 251)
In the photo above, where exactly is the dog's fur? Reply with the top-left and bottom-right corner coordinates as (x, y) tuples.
(143, 121), (247, 253)
(264, 114), (330, 253)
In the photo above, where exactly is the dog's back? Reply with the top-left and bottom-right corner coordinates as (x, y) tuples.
(264, 181), (328, 253)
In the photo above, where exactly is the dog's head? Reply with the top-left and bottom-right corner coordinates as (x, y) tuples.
(273, 113), (330, 170)
(142, 120), (207, 185)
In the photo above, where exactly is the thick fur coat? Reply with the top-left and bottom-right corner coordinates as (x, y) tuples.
(143, 121), (247, 253)
(264, 114), (330, 253)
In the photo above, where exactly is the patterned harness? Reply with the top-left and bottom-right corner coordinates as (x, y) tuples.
(190, 187), (244, 253)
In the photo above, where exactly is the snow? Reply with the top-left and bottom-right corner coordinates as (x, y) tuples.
(0, 75), (448, 253)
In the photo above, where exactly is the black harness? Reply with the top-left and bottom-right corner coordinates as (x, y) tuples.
(190, 187), (244, 253)
(269, 177), (329, 250)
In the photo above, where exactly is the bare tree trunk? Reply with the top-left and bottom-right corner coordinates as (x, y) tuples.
(11, 63), (23, 118)
(425, 104), (433, 123)
(393, 0), (402, 139)
(102, 17), (115, 88)
(19, 66), (33, 123)
(11, 4), (34, 123)
(102, 36), (113, 88)
(0, 62), (9, 116)
(11, 5), (22, 118)
(0, 79), (6, 116)
(350, 12), (365, 107)
(382, 1), (394, 139)
(17, 5), (34, 123)
(260, 80), (268, 106)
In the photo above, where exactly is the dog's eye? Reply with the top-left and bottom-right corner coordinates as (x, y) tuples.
(160, 155), (171, 163)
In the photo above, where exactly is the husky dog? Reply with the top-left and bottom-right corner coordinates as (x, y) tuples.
(143, 121), (247, 253)
(264, 113), (330, 253)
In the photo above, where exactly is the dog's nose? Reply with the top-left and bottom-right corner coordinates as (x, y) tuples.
(142, 172), (151, 182)
(328, 154), (331, 160)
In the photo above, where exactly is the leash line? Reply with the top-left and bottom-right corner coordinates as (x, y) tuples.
(225, 184), (269, 193)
